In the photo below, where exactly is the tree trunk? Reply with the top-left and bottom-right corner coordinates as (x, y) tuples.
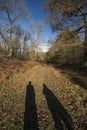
(84, 28), (87, 61)
(34, 49), (37, 61)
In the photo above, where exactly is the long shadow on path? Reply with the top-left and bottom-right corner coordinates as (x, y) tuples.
(24, 81), (39, 130)
(43, 84), (74, 130)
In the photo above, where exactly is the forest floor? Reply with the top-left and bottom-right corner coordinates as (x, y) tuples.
(0, 60), (87, 130)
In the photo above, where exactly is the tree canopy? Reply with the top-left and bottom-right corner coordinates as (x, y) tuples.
(47, 28), (83, 65)
(56, 28), (79, 45)
(45, 0), (87, 41)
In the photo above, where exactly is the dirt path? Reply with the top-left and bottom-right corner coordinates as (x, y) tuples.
(0, 64), (87, 130)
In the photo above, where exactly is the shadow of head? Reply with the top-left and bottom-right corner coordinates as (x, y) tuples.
(28, 81), (32, 86)
(43, 84), (48, 95)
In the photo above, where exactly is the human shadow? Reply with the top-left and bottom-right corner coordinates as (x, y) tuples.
(24, 81), (39, 130)
(43, 84), (74, 130)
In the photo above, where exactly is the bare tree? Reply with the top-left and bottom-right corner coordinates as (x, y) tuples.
(29, 20), (44, 60)
(0, 0), (29, 57)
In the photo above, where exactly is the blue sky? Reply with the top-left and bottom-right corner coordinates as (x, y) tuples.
(21, 0), (57, 51)
(26, 0), (45, 21)
(0, 0), (56, 52)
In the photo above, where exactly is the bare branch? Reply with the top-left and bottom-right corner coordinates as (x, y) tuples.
(76, 25), (86, 32)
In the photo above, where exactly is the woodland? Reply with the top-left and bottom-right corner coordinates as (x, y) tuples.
(0, 0), (87, 130)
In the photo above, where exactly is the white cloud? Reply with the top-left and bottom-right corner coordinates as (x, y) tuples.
(38, 44), (50, 52)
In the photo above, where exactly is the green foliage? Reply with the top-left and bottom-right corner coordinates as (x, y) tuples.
(47, 29), (84, 65)
(56, 28), (79, 45)
(37, 52), (47, 62)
